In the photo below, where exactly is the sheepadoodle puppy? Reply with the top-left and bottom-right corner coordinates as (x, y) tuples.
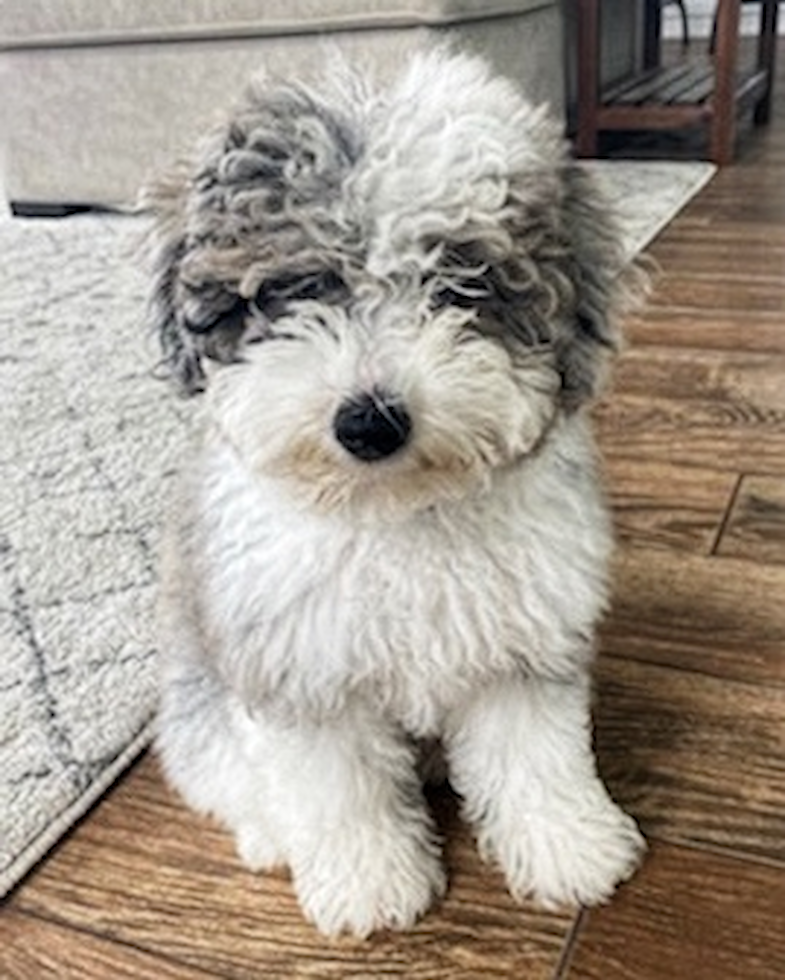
(146, 47), (645, 937)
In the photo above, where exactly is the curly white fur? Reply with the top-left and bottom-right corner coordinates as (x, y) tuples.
(150, 46), (645, 937)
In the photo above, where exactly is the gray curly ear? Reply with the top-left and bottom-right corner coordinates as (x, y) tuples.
(496, 159), (643, 413)
(555, 162), (638, 411)
(141, 78), (361, 396)
(141, 166), (208, 395)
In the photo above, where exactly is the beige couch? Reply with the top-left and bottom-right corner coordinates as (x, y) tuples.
(0, 0), (569, 209)
(0, 1), (644, 211)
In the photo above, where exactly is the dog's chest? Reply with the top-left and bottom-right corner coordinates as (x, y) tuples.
(195, 438), (609, 733)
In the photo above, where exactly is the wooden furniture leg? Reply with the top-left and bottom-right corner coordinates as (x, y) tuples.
(754, 0), (779, 124)
(644, 0), (663, 69)
(576, 0), (601, 157)
(710, 0), (741, 166)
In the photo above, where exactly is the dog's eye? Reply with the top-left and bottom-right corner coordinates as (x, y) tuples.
(256, 269), (346, 308)
(182, 291), (246, 335)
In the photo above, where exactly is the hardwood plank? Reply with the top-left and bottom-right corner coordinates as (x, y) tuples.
(716, 474), (785, 563)
(681, 198), (785, 225)
(683, 177), (785, 224)
(10, 753), (573, 980)
(0, 909), (220, 980)
(601, 545), (785, 686)
(607, 347), (785, 404)
(622, 309), (785, 354)
(594, 655), (785, 862)
(647, 274), (785, 314)
(651, 215), (785, 245)
(565, 842), (785, 980)
(597, 395), (785, 475)
(604, 458), (736, 553)
(596, 348), (785, 474)
(648, 225), (785, 278)
(688, 169), (785, 198)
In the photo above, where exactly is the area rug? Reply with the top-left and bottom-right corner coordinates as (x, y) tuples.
(583, 160), (715, 259)
(0, 158), (715, 897)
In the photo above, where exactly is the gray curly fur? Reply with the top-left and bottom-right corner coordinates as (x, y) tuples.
(143, 50), (633, 408)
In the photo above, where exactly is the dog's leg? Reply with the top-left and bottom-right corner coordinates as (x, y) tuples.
(255, 702), (446, 937)
(158, 660), (443, 935)
(157, 660), (287, 871)
(444, 674), (644, 908)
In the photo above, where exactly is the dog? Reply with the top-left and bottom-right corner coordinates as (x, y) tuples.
(145, 47), (645, 937)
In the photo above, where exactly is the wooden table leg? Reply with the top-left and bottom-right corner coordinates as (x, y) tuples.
(709, 0), (741, 166)
(754, 0), (779, 125)
(576, 0), (601, 157)
(643, 0), (662, 69)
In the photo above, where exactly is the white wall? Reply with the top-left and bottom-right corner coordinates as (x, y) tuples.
(662, 0), (784, 40)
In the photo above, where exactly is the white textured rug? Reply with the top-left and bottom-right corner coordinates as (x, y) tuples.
(0, 159), (715, 896)
(583, 160), (715, 259)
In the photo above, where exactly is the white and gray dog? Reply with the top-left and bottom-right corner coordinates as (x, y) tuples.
(146, 47), (645, 937)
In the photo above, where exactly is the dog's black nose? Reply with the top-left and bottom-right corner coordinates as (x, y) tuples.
(333, 392), (412, 462)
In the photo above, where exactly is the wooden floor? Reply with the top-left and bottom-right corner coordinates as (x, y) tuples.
(5, 46), (785, 980)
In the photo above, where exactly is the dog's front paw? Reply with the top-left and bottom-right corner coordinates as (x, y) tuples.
(487, 795), (645, 909)
(292, 823), (446, 937)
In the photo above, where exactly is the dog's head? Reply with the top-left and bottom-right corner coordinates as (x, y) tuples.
(145, 49), (634, 518)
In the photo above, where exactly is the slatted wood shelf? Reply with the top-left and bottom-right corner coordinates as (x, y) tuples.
(597, 61), (771, 131)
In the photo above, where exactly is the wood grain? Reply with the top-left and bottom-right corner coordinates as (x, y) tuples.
(0, 909), (221, 980)
(684, 161), (785, 223)
(597, 395), (785, 474)
(595, 345), (785, 480)
(10, 754), (574, 980)
(602, 545), (785, 685)
(595, 346), (785, 474)
(604, 458), (736, 553)
(623, 309), (785, 355)
(594, 654), (785, 862)
(646, 270), (785, 313)
(609, 346), (785, 401)
(564, 842), (785, 980)
(650, 220), (785, 278)
(716, 474), (785, 563)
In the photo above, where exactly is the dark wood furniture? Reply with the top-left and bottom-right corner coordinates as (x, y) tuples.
(576, 0), (779, 164)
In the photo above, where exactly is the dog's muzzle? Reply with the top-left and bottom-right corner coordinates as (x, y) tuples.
(333, 391), (412, 462)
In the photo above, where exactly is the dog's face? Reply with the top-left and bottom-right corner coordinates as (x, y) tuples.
(146, 50), (629, 518)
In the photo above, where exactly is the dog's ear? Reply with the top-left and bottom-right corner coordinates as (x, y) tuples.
(142, 158), (256, 396)
(551, 163), (638, 411)
(141, 165), (209, 395)
(142, 81), (360, 394)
